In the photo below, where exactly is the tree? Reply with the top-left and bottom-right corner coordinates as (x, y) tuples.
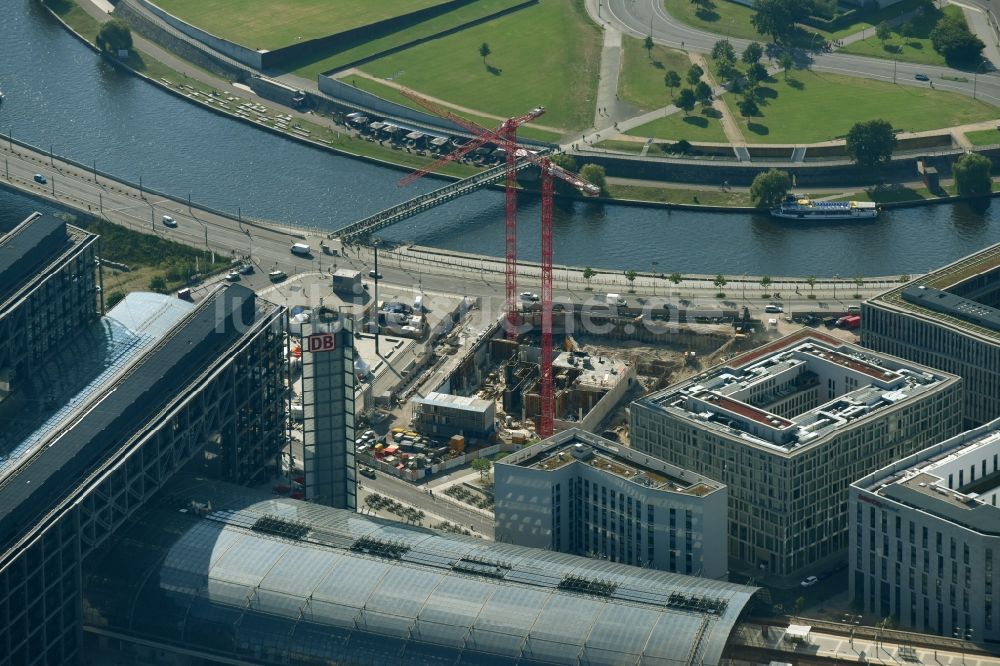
(750, 169), (792, 207)
(794, 596), (807, 615)
(806, 275), (817, 293)
(760, 275), (773, 292)
(953, 152), (993, 196)
(96, 19), (133, 54)
(742, 41), (764, 65)
(715, 54), (738, 83)
(669, 272), (684, 289)
(694, 81), (713, 105)
(900, 20), (916, 39)
(644, 34), (655, 58)
(779, 51), (794, 79)
(846, 119), (897, 168)
(853, 274), (865, 296)
(686, 64), (704, 85)
(583, 266), (596, 290)
(479, 42), (491, 65)
(665, 70), (682, 98)
(747, 62), (768, 87)
(579, 163), (607, 194)
(751, 0), (807, 43)
(930, 15), (985, 66)
(676, 88), (697, 115)
(738, 95), (759, 117)
(106, 290), (126, 308)
(876, 20), (892, 46)
(712, 39), (737, 62)
(712, 273), (729, 297)
(898, 274), (911, 283)
(625, 269), (638, 292)
(471, 457), (492, 480)
(148, 275), (167, 293)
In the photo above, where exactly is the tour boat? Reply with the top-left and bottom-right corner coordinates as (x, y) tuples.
(771, 194), (878, 220)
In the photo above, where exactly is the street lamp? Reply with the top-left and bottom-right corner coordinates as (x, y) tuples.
(974, 59), (988, 100)
(743, 272), (748, 302)
(833, 273), (839, 300)
(651, 261), (658, 296)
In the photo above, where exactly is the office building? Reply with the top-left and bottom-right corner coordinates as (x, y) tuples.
(0, 280), (286, 666)
(0, 212), (98, 401)
(411, 391), (496, 439)
(863, 242), (1000, 427)
(850, 418), (1000, 641)
(82, 474), (763, 666)
(301, 311), (357, 510)
(630, 331), (962, 585)
(495, 429), (728, 579)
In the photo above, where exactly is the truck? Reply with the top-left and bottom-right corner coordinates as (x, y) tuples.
(290, 243), (311, 256)
(606, 293), (627, 307)
(839, 314), (861, 330)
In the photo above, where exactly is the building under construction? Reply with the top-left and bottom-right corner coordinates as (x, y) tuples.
(479, 337), (636, 435)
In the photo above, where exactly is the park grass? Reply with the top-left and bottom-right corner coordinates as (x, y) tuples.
(965, 129), (1000, 147)
(662, 0), (767, 41)
(626, 108), (729, 143)
(838, 5), (960, 67)
(730, 69), (996, 144)
(357, 0), (602, 131)
(285, 0), (529, 78)
(342, 76), (565, 143)
(811, 0), (927, 39)
(594, 139), (648, 153)
(152, 0), (451, 50)
(618, 37), (692, 112)
(43, 0), (101, 41)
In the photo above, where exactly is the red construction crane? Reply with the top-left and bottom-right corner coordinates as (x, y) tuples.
(397, 90), (598, 437)
(399, 90), (544, 339)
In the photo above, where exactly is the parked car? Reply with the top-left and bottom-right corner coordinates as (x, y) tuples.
(33, 173), (47, 184)
(359, 467), (377, 479)
(224, 271), (240, 282)
(764, 304), (783, 313)
(800, 575), (819, 587)
(914, 73), (930, 81)
(269, 270), (287, 281)
(239, 263), (254, 275)
(161, 215), (177, 227)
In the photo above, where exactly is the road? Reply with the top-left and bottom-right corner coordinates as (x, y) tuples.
(598, 0), (1000, 106)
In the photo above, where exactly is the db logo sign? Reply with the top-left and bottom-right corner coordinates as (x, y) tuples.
(307, 333), (336, 353)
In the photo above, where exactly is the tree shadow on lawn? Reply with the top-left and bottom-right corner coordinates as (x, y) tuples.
(696, 8), (720, 21)
(786, 78), (804, 90)
(683, 116), (710, 128)
(652, 59), (666, 70)
(882, 43), (901, 54)
(747, 122), (770, 135)
(755, 86), (778, 101)
(486, 65), (503, 76)
(702, 108), (722, 119)
(906, 41), (924, 50)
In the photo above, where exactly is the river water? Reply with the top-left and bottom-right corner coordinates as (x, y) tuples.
(1, 0), (998, 276)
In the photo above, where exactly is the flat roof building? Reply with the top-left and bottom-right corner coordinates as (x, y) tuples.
(850, 418), (1000, 641)
(495, 429), (728, 579)
(863, 242), (1000, 427)
(0, 212), (98, 402)
(81, 475), (762, 666)
(412, 390), (496, 439)
(0, 283), (287, 666)
(630, 331), (963, 586)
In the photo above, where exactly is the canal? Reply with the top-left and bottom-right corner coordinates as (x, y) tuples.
(1, 0), (998, 276)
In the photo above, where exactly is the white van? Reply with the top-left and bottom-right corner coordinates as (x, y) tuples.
(290, 243), (311, 256)
(413, 294), (423, 312)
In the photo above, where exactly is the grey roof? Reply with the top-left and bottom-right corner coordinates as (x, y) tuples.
(84, 480), (761, 666)
(0, 285), (262, 547)
(901, 285), (1000, 334)
(0, 213), (68, 305)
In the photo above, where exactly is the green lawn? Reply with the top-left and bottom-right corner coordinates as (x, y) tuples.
(285, 0), (528, 77)
(44, 0), (101, 41)
(358, 0), (601, 131)
(152, 0), (452, 50)
(662, 0), (767, 41)
(965, 129), (1000, 147)
(594, 139), (648, 153)
(811, 0), (927, 39)
(618, 37), (691, 112)
(343, 76), (565, 143)
(607, 184), (753, 206)
(627, 108), (729, 143)
(730, 70), (997, 144)
(838, 5), (959, 67)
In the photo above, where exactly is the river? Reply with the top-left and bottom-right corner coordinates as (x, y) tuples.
(1, 0), (998, 276)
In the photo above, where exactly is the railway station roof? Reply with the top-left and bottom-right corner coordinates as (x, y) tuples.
(84, 478), (762, 666)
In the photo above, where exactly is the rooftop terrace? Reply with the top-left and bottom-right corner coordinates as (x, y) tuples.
(644, 335), (950, 452)
(508, 429), (722, 495)
(871, 242), (1000, 344)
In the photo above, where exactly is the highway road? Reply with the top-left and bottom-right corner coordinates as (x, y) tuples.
(600, 0), (1000, 106)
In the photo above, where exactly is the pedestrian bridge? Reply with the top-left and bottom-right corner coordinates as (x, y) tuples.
(331, 159), (534, 242)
